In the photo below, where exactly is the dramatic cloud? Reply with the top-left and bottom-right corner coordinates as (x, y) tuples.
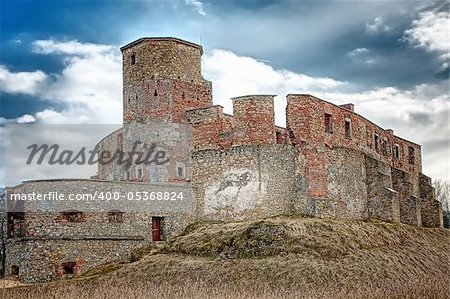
(1, 40), (448, 180)
(0, 65), (48, 94)
(184, 0), (205, 16)
(3, 40), (123, 124)
(402, 7), (450, 68)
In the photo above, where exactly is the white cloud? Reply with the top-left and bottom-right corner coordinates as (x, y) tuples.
(32, 39), (114, 56)
(2, 40), (123, 124)
(184, 0), (205, 16)
(366, 17), (391, 34)
(203, 49), (346, 125)
(0, 65), (48, 94)
(347, 47), (375, 64)
(402, 8), (450, 67)
(0, 114), (35, 125)
(16, 114), (36, 123)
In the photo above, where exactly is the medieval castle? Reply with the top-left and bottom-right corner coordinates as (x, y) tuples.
(5, 37), (443, 283)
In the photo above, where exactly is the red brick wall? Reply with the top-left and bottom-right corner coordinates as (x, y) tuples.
(287, 94), (422, 174)
(233, 95), (276, 146)
(186, 106), (223, 150)
(124, 79), (212, 124)
(187, 95), (277, 150)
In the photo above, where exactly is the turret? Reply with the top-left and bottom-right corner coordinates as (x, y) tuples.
(121, 37), (212, 124)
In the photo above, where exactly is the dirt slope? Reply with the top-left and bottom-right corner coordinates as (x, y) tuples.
(2, 216), (449, 299)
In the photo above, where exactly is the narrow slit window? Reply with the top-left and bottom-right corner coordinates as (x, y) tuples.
(177, 167), (184, 178)
(276, 131), (283, 144)
(382, 139), (389, 156)
(117, 133), (123, 149)
(374, 134), (379, 151)
(344, 117), (351, 139)
(324, 113), (333, 133)
(7, 212), (25, 238)
(393, 144), (400, 160)
(131, 54), (136, 65)
(408, 146), (415, 164)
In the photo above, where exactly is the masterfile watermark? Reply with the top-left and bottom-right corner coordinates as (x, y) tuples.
(9, 191), (185, 202)
(6, 186), (192, 213)
(4, 123), (192, 186)
(26, 141), (170, 170)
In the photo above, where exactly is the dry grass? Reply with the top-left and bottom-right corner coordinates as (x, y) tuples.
(0, 279), (24, 289)
(1, 216), (449, 299)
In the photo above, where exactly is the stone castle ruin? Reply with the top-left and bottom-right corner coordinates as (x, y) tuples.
(5, 37), (443, 282)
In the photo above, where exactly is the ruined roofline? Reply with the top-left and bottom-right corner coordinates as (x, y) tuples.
(231, 94), (277, 100)
(185, 104), (224, 113)
(120, 37), (203, 54)
(287, 93), (421, 147)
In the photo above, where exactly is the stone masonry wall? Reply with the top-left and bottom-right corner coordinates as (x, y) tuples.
(7, 239), (145, 283)
(286, 94), (422, 198)
(124, 78), (212, 124)
(7, 180), (193, 235)
(391, 168), (422, 226)
(96, 123), (192, 184)
(121, 38), (205, 85)
(365, 155), (400, 223)
(6, 179), (194, 282)
(323, 147), (368, 219)
(192, 144), (297, 221)
(419, 173), (443, 228)
(96, 128), (123, 181)
(122, 38), (212, 124)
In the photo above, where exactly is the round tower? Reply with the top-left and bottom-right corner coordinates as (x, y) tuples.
(120, 37), (212, 124)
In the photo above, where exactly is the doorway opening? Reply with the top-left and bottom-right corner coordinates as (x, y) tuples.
(151, 217), (164, 241)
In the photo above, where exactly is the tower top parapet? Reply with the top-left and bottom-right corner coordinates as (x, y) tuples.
(120, 37), (203, 54)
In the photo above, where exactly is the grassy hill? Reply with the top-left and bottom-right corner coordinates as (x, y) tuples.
(1, 216), (449, 299)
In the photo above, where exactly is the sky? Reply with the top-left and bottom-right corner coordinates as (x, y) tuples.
(0, 0), (449, 183)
